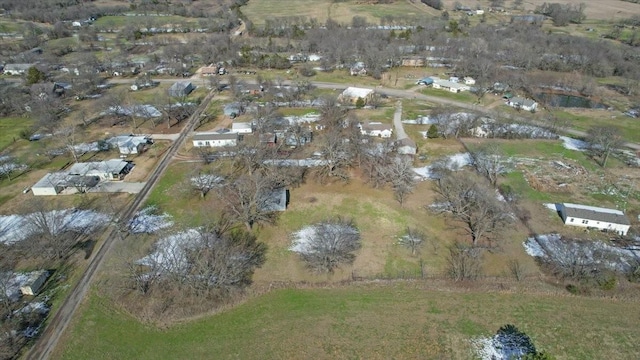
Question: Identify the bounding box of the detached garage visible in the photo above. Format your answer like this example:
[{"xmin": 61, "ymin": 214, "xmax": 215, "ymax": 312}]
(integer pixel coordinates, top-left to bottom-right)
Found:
[{"xmin": 31, "ymin": 172, "xmax": 68, "ymax": 196}]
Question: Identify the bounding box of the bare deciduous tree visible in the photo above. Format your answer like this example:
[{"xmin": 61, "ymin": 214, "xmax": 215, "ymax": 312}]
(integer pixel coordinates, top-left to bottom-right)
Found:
[
  {"xmin": 470, "ymin": 142, "xmax": 505, "ymax": 187},
  {"xmin": 447, "ymin": 242, "xmax": 482, "ymax": 281},
  {"xmin": 586, "ymin": 126, "xmax": 624, "ymax": 167},
  {"xmin": 291, "ymin": 218, "xmax": 361, "ymax": 273},
  {"xmin": 398, "ymin": 228, "xmax": 426, "ymax": 256},
  {"xmin": 190, "ymin": 170, "xmax": 224, "ymax": 198},
  {"xmin": 387, "ymin": 156, "xmax": 416, "ymax": 207},
  {"xmin": 216, "ymin": 173, "xmax": 281, "ymax": 230},
  {"xmin": 433, "ymin": 172, "xmax": 512, "ymax": 246}
]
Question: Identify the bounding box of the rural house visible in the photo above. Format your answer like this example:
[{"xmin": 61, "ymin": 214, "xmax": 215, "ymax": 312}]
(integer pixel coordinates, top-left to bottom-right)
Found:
[
  {"xmin": 68, "ymin": 159, "xmax": 133, "ymax": 181},
  {"xmin": 231, "ymin": 122, "xmax": 253, "ymax": 134},
  {"xmin": 431, "ymin": 78, "xmax": 470, "ymax": 93},
  {"xmin": 31, "ymin": 172, "xmax": 100, "ymax": 196},
  {"xmin": 168, "ymin": 81, "xmax": 195, "ymax": 97},
  {"xmin": 359, "ymin": 122, "xmax": 393, "ymax": 138},
  {"xmin": 507, "ymin": 97, "xmax": 538, "ymax": 112},
  {"xmin": 192, "ymin": 132, "xmax": 239, "ymax": 147},
  {"xmin": 107, "ymin": 135, "xmax": 152, "ymax": 155},
  {"xmin": 558, "ymin": 203, "xmax": 631, "ymax": 236},
  {"xmin": 349, "ymin": 62, "xmax": 367, "ymax": 76}
]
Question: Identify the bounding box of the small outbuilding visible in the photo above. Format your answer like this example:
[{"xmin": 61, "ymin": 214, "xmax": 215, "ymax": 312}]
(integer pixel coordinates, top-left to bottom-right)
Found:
[
  {"xmin": 168, "ymin": 81, "xmax": 195, "ymax": 97},
  {"xmin": 20, "ymin": 270, "xmax": 49, "ymax": 296},
  {"xmin": 559, "ymin": 203, "xmax": 631, "ymax": 236}
]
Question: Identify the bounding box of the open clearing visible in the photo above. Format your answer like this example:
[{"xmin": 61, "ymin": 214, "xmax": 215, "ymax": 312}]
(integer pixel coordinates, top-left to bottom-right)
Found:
[
  {"xmin": 56, "ymin": 283, "xmax": 640, "ymax": 359},
  {"xmin": 242, "ymin": 0, "xmax": 437, "ymax": 25}
]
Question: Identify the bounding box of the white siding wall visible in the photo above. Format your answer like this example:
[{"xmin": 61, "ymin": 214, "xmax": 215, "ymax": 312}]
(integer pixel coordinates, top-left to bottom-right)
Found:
[
  {"xmin": 563, "ymin": 216, "xmax": 630, "ymax": 235},
  {"xmin": 31, "ymin": 186, "xmax": 60, "ymax": 196}
]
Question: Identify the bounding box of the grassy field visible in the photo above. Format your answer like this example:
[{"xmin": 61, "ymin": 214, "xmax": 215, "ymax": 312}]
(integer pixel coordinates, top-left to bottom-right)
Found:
[
  {"xmin": 420, "ymin": 88, "xmax": 478, "ymax": 104},
  {"xmin": 553, "ymin": 109, "xmax": 640, "ymax": 143},
  {"xmin": 242, "ymin": 0, "xmax": 437, "ymax": 26},
  {"xmin": 0, "ymin": 117, "xmax": 32, "ymax": 151},
  {"xmin": 56, "ymin": 283, "xmax": 640, "ymax": 359}
]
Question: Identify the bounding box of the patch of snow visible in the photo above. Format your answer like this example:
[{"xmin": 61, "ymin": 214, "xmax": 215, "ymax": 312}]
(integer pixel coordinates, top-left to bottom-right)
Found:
[
  {"xmin": 283, "ymin": 113, "xmax": 321, "ymax": 125},
  {"xmin": 0, "ymin": 156, "xmax": 28, "ymax": 175},
  {"xmin": 413, "ymin": 153, "xmax": 472, "ymax": 180},
  {"xmin": 16, "ymin": 301, "xmax": 50, "ymax": 315},
  {"xmin": 137, "ymin": 229, "xmax": 202, "ymax": 274},
  {"xmin": 264, "ymin": 159, "xmax": 330, "ymax": 167},
  {"xmin": 472, "ymin": 335, "xmax": 533, "ymax": 360},
  {"xmin": 543, "ymin": 203, "xmax": 559, "ymax": 211},
  {"xmin": 0, "ymin": 209, "xmax": 110, "ymax": 245},
  {"xmin": 128, "ymin": 206, "xmax": 174, "ymax": 234},
  {"xmin": 559, "ymin": 136, "xmax": 588, "ymax": 151},
  {"xmin": 524, "ymin": 234, "xmax": 640, "ymax": 273},
  {"xmin": 290, "ymin": 223, "xmax": 359, "ymax": 255}
]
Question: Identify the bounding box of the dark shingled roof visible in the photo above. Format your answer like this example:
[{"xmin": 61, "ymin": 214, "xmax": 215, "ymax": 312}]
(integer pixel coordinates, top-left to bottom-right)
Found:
[
  {"xmin": 562, "ymin": 203, "xmax": 630, "ymax": 225},
  {"xmin": 193, "ymin": 132, "xmax": 238, "ymax": 141}
]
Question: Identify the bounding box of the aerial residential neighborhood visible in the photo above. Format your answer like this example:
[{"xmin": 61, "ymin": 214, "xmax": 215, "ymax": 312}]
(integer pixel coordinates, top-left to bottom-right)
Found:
[{"xmin": 1, "ymin": 0, "xmax": 640, "ymax": 359}]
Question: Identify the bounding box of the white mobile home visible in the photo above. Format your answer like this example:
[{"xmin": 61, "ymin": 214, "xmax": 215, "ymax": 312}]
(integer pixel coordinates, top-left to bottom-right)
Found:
[
  {"xmin": 559, "ymin": 203, "xmax": 631, "ymax": 236},
  {"xmin": 192, "ymin": 132, "xmax": 238, "ymax": 147}
]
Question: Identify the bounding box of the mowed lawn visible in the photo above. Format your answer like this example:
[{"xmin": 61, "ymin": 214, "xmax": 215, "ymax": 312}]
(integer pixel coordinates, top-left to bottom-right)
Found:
[
  {"xmin": 0, "ymin": 117, "xmax": 32, "ymax": 151},
  {"xmin": 57, "ymin": 284, "xmax": 640, "ymax": 359}
]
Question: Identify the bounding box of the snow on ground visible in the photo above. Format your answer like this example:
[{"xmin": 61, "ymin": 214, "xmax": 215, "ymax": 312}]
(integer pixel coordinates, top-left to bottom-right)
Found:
[
  {"xmin": 128, "ymin": 206, "xmax": 174, "ymax": 234},
  {"xmin": 413, "ymin": 153, "xmax": 472, "ymax": 180},
  {"xmin": 559, "ymin": 136, "xmax": 589, "ymax": 151},
  {"xmin": 283, "ymin": 113, "xmax": 320, "ymax": 125},
  {"xmin": 471, "ymin": 335, "xmax": 533, "ymax": 360},
  {"xmin": 543, "ymin": 203, "xmax": 560, "ymax": 211},
  {"xmin": 264, "ymin": 159, "xmax": 329, "ymax": 167},
  {"xmin": 0, "ymin": 156, "xmax": 28, "ymax": 175},
  {"xmin": 0, "ymin": 209, "xmax": 110, "ymax": 245},
  {"xmin": 17, "ymin": 301, "xmax": 50, "ymax": 315},
  {"xmin": 290, "ymin": 224, "xmax": 359, "ymax": 254},
  {"xmin": 523, "ymin": 234, "xmax": 640, "ymax": 273},
  {"xmin": 137, "ymin": 229, "xmax": 202, "ymax": 274}
]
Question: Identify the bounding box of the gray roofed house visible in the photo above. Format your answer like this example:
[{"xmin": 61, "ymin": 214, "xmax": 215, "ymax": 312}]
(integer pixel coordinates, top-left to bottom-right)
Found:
[
  {"xmin": 558, "ymin": 203, "xmax": 631, "ymax": 235},
  {"xmin": 507, "ymin": 97, "xmax": 538, "ymax": 112},
  {"xmin": 31, "ymin": 172, "xmax": 100, "ymax": 196},
  {"xmin": 192, "ymin": 132, "xmax": 238, "ymax": 147},
  {"xmin": 168, "ymin": 81, "xmax": 195, "ymax": 97},
  {"xmin": 67, "ymin": 159, "xmax": 133, "ymax": 181}
]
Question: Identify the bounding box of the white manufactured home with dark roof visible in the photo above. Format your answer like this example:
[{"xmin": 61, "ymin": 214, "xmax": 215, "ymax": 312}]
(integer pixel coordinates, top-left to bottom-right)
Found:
[{"xmin": 559, "ymin": 203, "xmax": 631, "ymax": 236}]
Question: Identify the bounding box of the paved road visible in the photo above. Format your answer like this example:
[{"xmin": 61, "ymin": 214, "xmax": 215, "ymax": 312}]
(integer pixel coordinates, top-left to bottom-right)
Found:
[
  {"xmin": 26, "ymin": 89, "xmax": 217, "ymax": 360},
  {"xmin": 393, "ymin": 101, "xmax": 408, "ymax": 140}
]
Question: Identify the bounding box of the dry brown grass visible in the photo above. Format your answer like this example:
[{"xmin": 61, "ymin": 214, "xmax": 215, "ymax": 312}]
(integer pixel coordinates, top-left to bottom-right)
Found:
[{"xmin": 441, "ymin": 0, "xmax": 640, "ymax": 20}]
